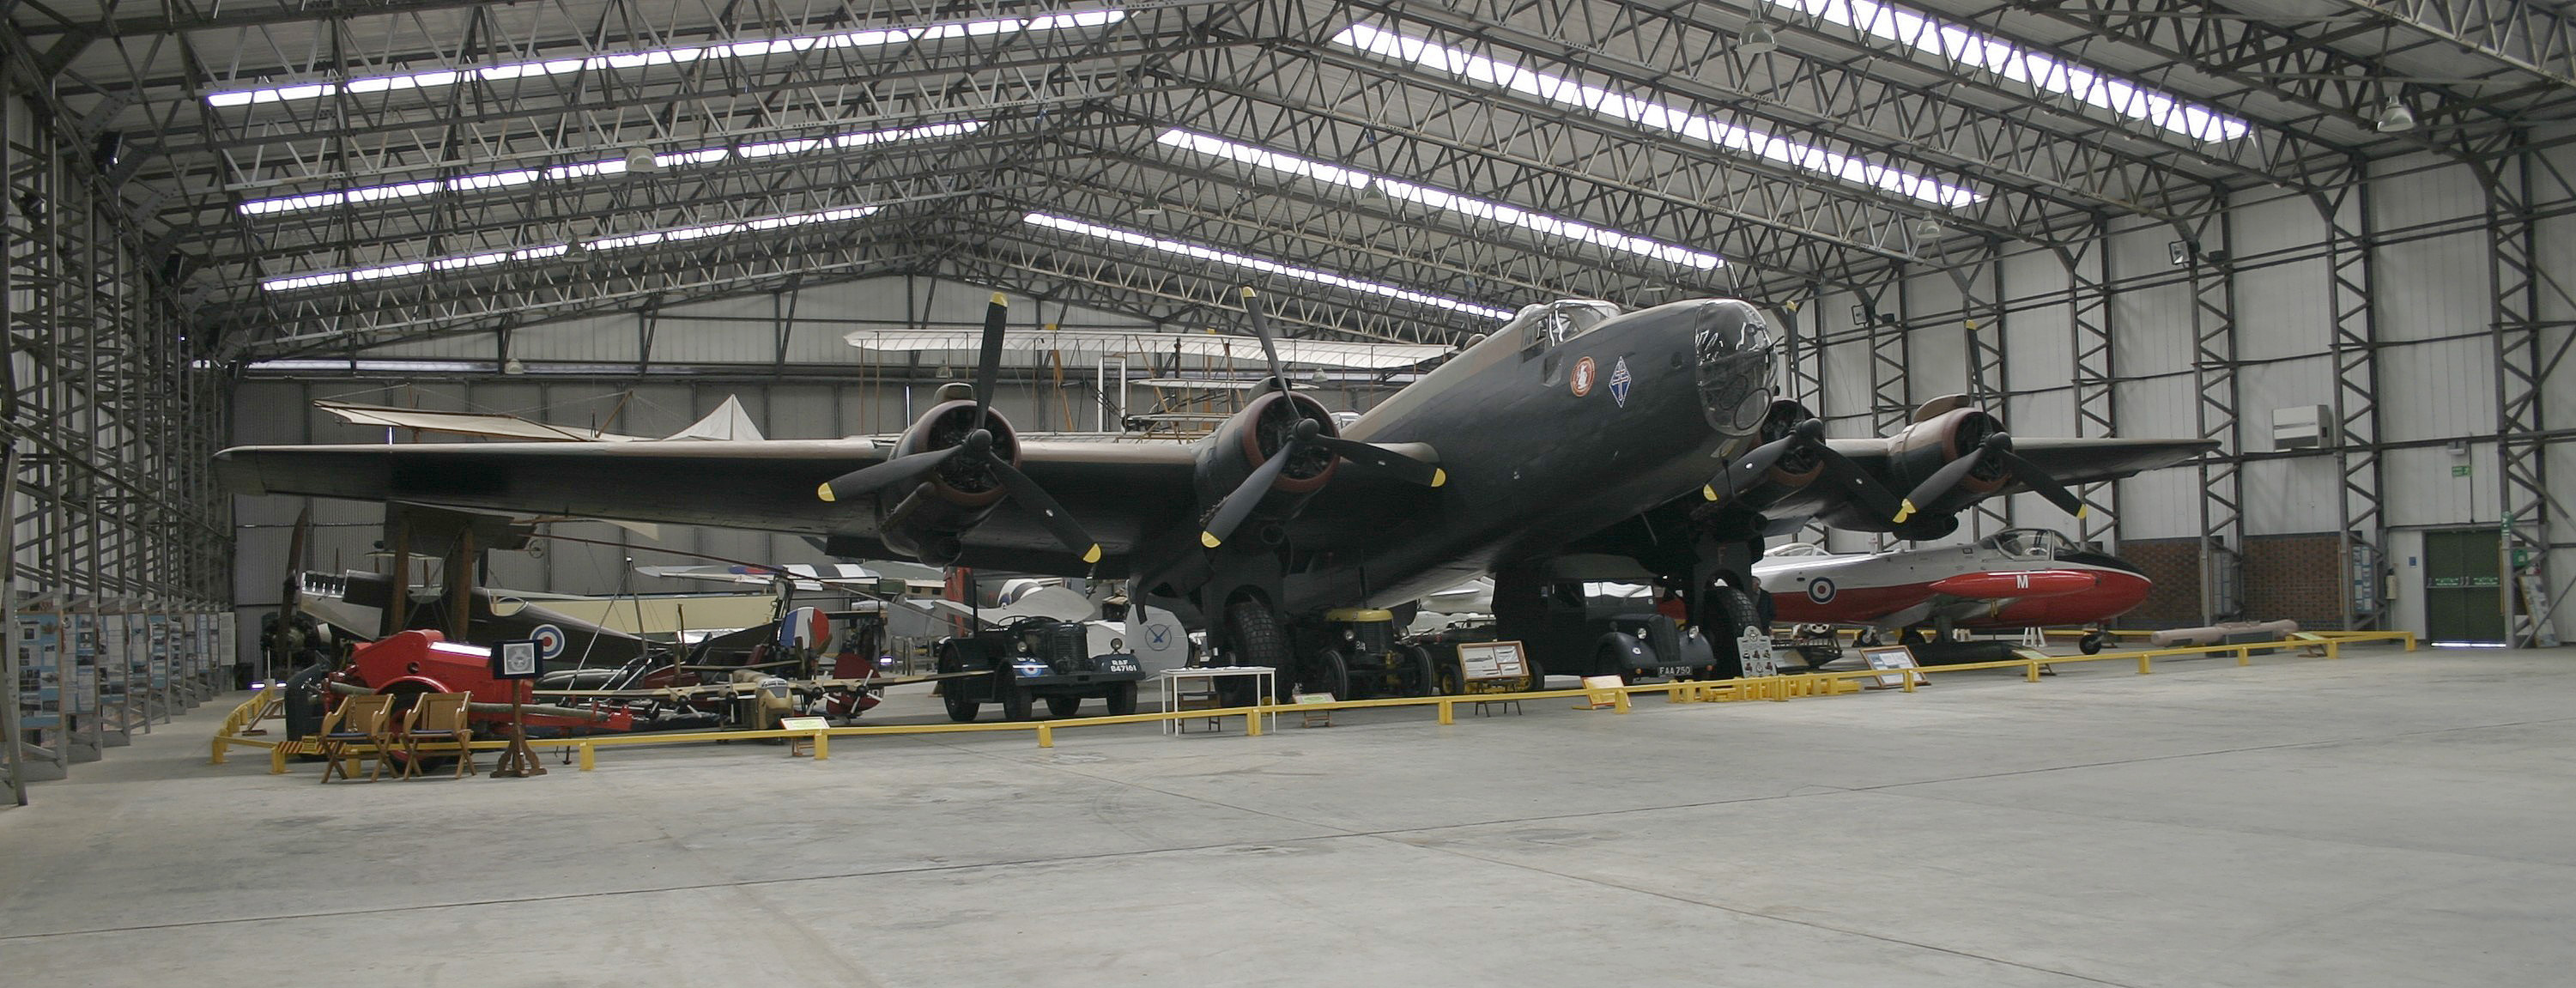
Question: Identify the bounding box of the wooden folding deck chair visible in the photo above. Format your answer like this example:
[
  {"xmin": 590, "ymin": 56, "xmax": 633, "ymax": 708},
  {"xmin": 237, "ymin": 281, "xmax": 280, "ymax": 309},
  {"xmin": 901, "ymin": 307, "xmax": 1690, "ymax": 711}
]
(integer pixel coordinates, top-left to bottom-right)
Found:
[
  {"xmin": 397, "ymin": 693, "xmax": 476, "ymax": 779},
  {"xmin": 316, "ymin": 694, "xmax": 394, "ymax": 783}
]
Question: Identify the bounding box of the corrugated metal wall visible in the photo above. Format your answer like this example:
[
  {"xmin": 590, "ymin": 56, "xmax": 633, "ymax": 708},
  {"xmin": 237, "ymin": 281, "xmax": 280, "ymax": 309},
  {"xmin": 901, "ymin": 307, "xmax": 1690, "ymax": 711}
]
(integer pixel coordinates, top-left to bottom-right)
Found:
[{"xmin": 1799, "ymin": 142, "xmax": 2574, "ymax": 639}]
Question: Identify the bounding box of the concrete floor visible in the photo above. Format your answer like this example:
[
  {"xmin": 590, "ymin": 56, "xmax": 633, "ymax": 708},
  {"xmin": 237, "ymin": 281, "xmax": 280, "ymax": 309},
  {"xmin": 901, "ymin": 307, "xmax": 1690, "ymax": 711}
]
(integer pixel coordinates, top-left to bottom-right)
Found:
[{"xmin": 3, "ymin": 643, "xmax": 2571, "ymax": 987}]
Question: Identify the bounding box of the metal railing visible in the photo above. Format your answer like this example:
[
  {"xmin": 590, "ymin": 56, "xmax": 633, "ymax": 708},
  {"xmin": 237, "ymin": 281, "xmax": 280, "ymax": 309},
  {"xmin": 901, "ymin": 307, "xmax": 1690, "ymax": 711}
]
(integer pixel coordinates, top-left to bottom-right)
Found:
[{"xmin": 209, "ymin": 631, "xmax": 2420, "ymax": 774}]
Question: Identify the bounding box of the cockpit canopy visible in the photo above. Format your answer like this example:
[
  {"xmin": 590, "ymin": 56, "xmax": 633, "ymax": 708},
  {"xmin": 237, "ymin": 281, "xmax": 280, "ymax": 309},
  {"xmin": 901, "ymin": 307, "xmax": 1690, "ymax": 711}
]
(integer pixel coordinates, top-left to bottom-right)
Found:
[
  {"xmin": 1979, "ymin": 528, "xmax": 2075, "ymax": 561},
  {"xmin": 1504, "ymin": 300, "xmax": 1622, "ymax": 352}
]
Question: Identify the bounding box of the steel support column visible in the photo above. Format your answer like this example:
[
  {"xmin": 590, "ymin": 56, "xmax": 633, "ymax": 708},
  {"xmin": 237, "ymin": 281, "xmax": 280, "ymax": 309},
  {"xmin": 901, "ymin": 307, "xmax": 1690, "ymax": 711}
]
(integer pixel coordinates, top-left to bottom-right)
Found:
[
  {"xmin": 2187, "ymin": 203, "xmax": 2245, "ymax": 623},
  {"xmin": 1944, "ymin": 245, "xmax": 2010, "ymax": 538},
  {"xmin": 1869, "ymin": 272, "xmax": 1912, "ymax": 551},
  {"xmin": 2318, "ymin": 162, "xmax": 2385, "ymax": 631},
  {"xmin": 2482, "ymin": 135, "xmax": 2567, "ymax": 647},
  {"xmin": 2060, "ymin": 221, "xmax": 2119, "ymax": 550}
]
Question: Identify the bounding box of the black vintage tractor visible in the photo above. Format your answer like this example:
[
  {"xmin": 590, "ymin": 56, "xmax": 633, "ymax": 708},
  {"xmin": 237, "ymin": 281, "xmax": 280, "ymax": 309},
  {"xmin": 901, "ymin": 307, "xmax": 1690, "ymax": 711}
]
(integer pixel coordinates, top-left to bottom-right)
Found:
[{"xmin": 1296, "ymin": 608, "xmax": 1441, "ymax": 700}]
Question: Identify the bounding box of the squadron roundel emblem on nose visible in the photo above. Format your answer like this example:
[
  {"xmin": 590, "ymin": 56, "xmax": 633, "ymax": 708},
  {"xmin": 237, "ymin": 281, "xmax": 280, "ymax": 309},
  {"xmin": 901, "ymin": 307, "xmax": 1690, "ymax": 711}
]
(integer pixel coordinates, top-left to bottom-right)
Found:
[
  {"xmin": 1807, "ymin": 579, "xmax": 1837, "ymax": 603},
  {"xmin": 1570, "ymin": 356, "xmax": 1597, "ymax": 397}
]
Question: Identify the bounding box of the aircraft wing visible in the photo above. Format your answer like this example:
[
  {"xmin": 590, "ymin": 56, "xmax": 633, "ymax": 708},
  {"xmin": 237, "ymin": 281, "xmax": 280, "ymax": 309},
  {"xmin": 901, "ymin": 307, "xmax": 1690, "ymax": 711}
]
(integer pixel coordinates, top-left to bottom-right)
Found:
[
  {"xmin": 215, "ymin": 438, "xmax": 1199, "ymax": 575},
  {"xmin": 1821, "ymin": 436, "xmax": 2214, "ymax": 487},
  {"xmin": 2002, "ymin": 438, "xmax": 2218, "ymax": 484}
]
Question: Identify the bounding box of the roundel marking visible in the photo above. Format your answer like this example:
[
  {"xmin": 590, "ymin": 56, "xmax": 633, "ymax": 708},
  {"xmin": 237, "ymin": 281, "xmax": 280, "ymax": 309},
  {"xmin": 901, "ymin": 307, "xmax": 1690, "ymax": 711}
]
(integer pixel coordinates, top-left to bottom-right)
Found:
[
  {"xmin": 1806, "ymin": 579, "xmax": 1837, "ymax": 604},
  {"xmin": 530, "ymin": 623, "xmax": 567, "ymax": 659},
  {"xmin": 1571, "ymin": 356, "xmax": 1597, "ymax": 397}
]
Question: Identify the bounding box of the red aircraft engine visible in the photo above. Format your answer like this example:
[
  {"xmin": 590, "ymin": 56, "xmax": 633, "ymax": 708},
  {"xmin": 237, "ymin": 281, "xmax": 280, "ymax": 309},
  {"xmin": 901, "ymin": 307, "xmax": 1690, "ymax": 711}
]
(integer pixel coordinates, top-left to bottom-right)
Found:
[{"xmin": 1886, "ymin": 405, "xmax": 2013, "ymax": 506}]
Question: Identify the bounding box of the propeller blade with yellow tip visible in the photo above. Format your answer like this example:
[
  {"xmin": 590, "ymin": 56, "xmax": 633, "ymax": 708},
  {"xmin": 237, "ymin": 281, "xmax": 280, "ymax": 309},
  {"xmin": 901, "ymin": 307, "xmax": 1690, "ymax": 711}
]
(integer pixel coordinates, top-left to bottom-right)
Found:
[
  {"xmin": 1199, "ymin": 434, "xmax": 1301, "ymax": 550},
  {"xmin": 815, "ymin": 445, "xmax": 961, "ymax": 503},
  {"xmin": 987, "ymin": 458, "xmax": 1107, "ymax": 567}
]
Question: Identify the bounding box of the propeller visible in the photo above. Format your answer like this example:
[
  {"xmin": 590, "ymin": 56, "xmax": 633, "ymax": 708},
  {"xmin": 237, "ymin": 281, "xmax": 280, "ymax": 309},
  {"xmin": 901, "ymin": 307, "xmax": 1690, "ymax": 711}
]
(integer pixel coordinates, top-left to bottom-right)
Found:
[
  {"xmin": 1197, "ymin": 289, "xmax": 1446, "ymax": 549},
  {"xmin": 1239, "ymin": 286, "xmax": 1289, "ymax": 394},
  {"xmin": 1892, "ymin": 431, "xmax": 2086, "ymax": 524},
  {"xmin": 1704, "ymin": 417, "xmax": 1904, "ymax": 521},
  {"xmin": 814, "ymin": 294, "xmax": 1104, "ymax": 565}
]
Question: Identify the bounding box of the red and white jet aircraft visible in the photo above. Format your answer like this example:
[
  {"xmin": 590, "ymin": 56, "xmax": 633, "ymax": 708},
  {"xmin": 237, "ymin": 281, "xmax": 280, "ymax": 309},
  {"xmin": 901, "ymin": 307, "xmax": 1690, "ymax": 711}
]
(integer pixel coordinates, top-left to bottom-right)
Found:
[{"xmin": 1752, "ymin": 529, "xmax": 2152, "ymax": 653}]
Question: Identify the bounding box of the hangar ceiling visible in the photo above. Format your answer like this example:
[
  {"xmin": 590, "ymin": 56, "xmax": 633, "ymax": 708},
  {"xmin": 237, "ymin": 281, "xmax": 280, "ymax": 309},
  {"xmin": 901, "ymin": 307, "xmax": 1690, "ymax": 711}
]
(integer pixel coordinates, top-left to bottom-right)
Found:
[{"xmin": 9, "ymin": 0, "xmax": 2576, "ymax": 360}]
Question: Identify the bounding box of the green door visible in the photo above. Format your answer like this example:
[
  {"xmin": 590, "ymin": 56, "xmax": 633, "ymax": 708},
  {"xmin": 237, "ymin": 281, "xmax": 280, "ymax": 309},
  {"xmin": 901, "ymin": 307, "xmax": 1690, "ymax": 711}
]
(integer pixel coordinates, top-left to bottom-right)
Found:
[{"xmin": 2422, "ymin": 529, "xmax": 2506, "ymax": 642}]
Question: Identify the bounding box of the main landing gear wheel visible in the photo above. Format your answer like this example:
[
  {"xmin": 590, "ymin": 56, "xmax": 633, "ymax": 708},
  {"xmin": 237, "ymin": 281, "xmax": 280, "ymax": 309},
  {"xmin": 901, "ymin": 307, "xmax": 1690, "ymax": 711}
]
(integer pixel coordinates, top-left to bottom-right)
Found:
[
  {"xmin": 1046, "ymin": 694, "xmax": 1082, "ymax": 718},
  {"xmin": 1105, "ymin": 682, "xmax": 1139, "ymax": 717},
  {"xmin": 2078, "ymin": 631, "xmax": 2108, "ymax": 655},
  {"xmin": 1222, "ymin": 600, "xmax": 1291, "ymax": 704},
  {"xmin": 1706, "ymin": 586, "xmax": 1759, "ymax": 680}
]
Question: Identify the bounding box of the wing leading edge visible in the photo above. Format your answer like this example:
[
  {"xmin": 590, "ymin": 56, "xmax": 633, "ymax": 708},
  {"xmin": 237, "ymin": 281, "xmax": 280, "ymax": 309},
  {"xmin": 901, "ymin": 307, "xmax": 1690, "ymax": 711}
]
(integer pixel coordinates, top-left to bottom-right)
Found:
[{"xmin": 215, "ymin": 439, "xmax": 1200, "ymax": 570}]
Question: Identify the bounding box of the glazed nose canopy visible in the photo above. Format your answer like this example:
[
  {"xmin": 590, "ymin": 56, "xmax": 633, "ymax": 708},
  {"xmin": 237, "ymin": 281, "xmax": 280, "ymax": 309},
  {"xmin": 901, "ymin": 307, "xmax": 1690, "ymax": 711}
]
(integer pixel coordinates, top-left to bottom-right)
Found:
[{"xmin": 1694, "ymin": 300, "xmax": 1774, "ymax": 436}]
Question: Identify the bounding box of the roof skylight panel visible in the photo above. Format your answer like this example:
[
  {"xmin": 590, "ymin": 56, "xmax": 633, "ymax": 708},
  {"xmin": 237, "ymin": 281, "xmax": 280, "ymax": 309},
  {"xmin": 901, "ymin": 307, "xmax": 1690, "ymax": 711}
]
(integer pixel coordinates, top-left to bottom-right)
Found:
[
  {"xmin": 238, "ymin": 121, "xmax": 982, "ymax": 216},
  {"xmin": 1779, "ymin": 0, "xmax": 2247, "ymax": 142},
  {"xmin": 1155, "ymin": 130, "xmax": 1723, "ymax": 270},
  {"xmin": 260, "ymin": 205, "xmax": 879, "ymax": 292},
  {"xmin": 1021, "ymin": 213, "xmax": 1516, "ymax": 319},
  {"xmin": 206, "ymin": 9, "xmax": 1126, "ymax": 107},
  {"xmin": 1330, "ymin": 22, "xmax": 1982, "ymax": 209}
]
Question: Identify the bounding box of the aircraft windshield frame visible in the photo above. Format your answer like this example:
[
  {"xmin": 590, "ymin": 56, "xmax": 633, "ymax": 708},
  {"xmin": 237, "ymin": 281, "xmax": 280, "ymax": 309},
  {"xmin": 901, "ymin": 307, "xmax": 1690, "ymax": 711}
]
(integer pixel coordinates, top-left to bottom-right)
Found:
[
  {"xmin": 1506, "ymin": 300, "xmax": 1622, "ymax": 351},
  {"xmin": 1979, "ymin": 528, "xmax": 2067, "ymax": 560}
]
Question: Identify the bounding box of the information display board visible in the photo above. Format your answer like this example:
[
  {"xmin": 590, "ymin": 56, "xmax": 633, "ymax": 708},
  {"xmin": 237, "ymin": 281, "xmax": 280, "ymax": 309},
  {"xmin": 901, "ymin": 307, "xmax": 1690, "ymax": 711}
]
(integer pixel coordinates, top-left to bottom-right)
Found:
[
  {"xmin": 1457, "ymin": 640, "xmax": 1530, "ymax": 682},
  {"xmin": 147, "ymin": 615, "xmax": 171, "ymax": 694},
  {"xmin": 121, "ymin": 615, "xmax": 155, "ymax": 721},
  {"xmin": 1738, "ymin": 631, "xmax": 1779, "ymax": 678},
  {"xmin": 68, "ymin": 615, "xmax": 97, "ymax": 719},
  {"xmin": 15, "ymin": 615, "xmax": 60, "ymax": 729},
  {"xmin": 1861, "ymin": 646, "xmax": 1923, "ymax": 688}
]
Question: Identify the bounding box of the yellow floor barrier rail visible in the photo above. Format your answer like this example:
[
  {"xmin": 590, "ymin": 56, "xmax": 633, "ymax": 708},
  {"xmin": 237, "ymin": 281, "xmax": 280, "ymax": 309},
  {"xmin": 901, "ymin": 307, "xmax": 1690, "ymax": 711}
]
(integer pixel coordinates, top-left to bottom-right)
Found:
[
  {"xmin": 210, "ymin": 634, "xmax": 2423, "ymax": 774},
  {"xmin": 208, "ymin": 685, "xmax": 283, "ymax": 767}
]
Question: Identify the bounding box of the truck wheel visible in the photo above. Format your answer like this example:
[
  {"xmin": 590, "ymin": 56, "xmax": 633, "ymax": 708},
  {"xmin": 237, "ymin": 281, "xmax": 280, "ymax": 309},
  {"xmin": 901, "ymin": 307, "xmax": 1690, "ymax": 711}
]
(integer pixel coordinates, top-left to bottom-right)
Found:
[
  {"xmin": 1046, "ymin": 694, "xmax": 1082, "ymax": 718},
  {"xmin": 1402, "ymin": 645, "xmax": 1440, "ymax": 696},
  {"xmin": 1597, "ymin": 644, "xmax": 1637, "ymax": 684},
  {"xmin": 998, "ymin": 676, "xmax": 1034, "ymax": 721},
  {"xmin": 1524, "ymin": 655, "xmax": 1546, "ymax": 692},
  {"xmin": 1436, "ymin": 661, "xmax": 1464, "ymax": 696},
  {"xmin": 1105, "ymin": 682, "xmax": 1138, "ymax": 716},
  {"xmin": 1313, "ymin": 648, "xmax": 1352, "ymax": 700},
  {"xmin": 942, "ymin": 688, "xmax": 980, "ymax": 723}
]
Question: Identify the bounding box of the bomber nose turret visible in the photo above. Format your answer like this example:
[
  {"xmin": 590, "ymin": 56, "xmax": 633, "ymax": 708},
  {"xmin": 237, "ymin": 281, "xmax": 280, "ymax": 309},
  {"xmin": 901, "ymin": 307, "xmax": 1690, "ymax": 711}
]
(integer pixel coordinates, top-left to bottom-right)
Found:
[{"xmin": 1693, "ymin": 300, "xmax": 1775, "ymax": 436}]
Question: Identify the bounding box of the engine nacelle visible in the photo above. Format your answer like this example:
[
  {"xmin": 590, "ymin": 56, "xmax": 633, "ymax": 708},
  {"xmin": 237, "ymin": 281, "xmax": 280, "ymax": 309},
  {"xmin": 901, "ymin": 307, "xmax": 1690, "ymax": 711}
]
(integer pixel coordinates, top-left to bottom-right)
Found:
[
  {"xmin": 876, "ymin": 397, "xmax": 1022, "ymax": 565},
  {"xmin": 1885, "ymin": 405, "xmax": 2010, "ymax": 508},
  {"xmin": 1718, "ymin": 400, "xmax": 1827, "ymax": 512},
  {"xmin": 1193, "ymin": 391, "xmax": 1341, "ymax": 544}
]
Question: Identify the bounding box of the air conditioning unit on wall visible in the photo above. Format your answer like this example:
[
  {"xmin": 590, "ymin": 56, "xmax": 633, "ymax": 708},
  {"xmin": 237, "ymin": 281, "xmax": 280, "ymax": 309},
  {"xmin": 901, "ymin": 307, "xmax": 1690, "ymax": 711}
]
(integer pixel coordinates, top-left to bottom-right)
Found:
[{"xmin": 2271, "ymin": 405, "xmax": 2334, "ymax": 450}]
